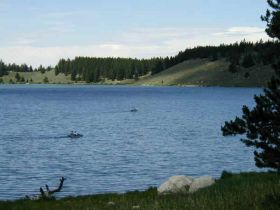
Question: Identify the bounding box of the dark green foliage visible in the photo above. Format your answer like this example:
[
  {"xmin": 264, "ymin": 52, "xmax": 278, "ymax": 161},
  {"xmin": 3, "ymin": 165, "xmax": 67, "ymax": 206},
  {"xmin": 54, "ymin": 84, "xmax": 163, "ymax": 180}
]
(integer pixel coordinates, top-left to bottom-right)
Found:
[
  {"xmin": 20, "ymin": 77, "xmax": 25, "ymax": 83},
  {"xmin": 0, "ymin": 60, "xmax": 8, "ymax": 77},
  {"xmin": 134, "ymin": 69, "xmax": 139, "ymax": 81},
  {"xmin": 244, "ymin": 72, "xmax": 250, "ymax": 78},
  {"xmin": 0, "ymin": 61, "xmax": 50, "ymax": 73},
  {"xmin": 71, "ymin": 69, "xmax": 77, "ymax": 81},
  {"xmin": 261, "ymin": 0, "xmax": 280, "ymax": 39},
  {"xmin": 222, "ymin": 61, "xmax": 280, "ymax": 170},
  {"xmin": 38, "ymin": 65, "xmax": 45, "ymax": 74},
  {"xmin": 151, "ymin": 59, "xmax": 164, "ymax": 75},
  {"xmin": 211, "ymin": 53, "xmax": 218, "ymax": 61},
  {"xmin": 53, "ymin": 40, "xmax": 280, "ymax": 81},
  {"xmin": 0, "ymin": 78, "xmax": 3, "ymax": 83},
  {"xmin": 15, "ymin": 73, "xmax": 20, "ymax": 82},
  {"xmin": 55, "ymin": 57, "xmax": 162, "ymax": 82},
  {"xmin": 9, "ymin": 79, "xmax": 14, "ymax": 84},
  {"xmin": 43, "ymin": 77, "xmax": 49, "ymax": 83},
  {"xmin": 228, "ymin": 63, "xmax": 238, "ymax": 73},
  {"xmin": 220, "ymin": 171, "xmax": 234, "ymax": 179},
  {"xmin": 222, "ymin": 0, "xmax": 280, "ymax": 171},
  {"xmin": 242, "ymin": 54, "xmax": 255, "ymax": 68}
]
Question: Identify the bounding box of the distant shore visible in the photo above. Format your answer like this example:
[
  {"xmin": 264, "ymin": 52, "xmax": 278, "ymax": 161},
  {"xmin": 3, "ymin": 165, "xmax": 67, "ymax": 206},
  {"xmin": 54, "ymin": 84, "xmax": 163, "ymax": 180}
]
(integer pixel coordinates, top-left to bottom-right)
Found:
[{"xmin": 0, "ymin": 58, "xmax": 274, "ymax": 88}]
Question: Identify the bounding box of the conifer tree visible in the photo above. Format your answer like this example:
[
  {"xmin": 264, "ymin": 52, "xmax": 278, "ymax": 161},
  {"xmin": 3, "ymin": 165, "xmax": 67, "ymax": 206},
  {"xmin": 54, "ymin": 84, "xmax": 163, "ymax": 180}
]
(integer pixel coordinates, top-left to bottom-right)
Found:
[{"xmin": 222, "ymin": 0, "xmax": 280, "ymax": 171}]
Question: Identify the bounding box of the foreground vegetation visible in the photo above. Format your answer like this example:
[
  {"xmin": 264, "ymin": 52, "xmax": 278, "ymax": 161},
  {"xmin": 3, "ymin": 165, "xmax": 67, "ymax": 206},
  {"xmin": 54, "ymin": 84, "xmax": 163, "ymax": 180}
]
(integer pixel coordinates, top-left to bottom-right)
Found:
[{"xmin": 0, "ymin": 172, "xmax": 279, "ymax": 210}]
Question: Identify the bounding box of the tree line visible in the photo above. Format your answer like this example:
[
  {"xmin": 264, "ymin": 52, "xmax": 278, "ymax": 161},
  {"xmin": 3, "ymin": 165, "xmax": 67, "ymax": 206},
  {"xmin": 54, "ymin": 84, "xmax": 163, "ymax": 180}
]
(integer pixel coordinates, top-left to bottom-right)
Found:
[
  {"xmin": 0, "ymin": 61, "xmax": 52, "ymax": 77},
  {"xmin": 54, "ymin": 40, "xmax": 280, "ymax": 82},
  {"xmin": 54, "ymin": 57, "xmax": 163, "ymax": 82},
  {"xmin": 1, "ymin": 40, "xmax": 279, "ymax": 82}
]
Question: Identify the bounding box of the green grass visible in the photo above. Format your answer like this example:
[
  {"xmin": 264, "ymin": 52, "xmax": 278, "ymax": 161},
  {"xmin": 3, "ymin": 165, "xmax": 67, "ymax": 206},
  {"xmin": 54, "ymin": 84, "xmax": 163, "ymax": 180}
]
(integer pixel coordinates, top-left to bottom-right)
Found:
[
  {"xmin": 0, "ymin": 70, "xmax": 73, "ymax": 84},
  {"xmin": 0, "ymin": 59, "xmax": 275, "ymax": 87},
  {"xmin": 0, "ymin": 172, "xmax": 279, "ymax": 210},
  {"xmin": 133, "ymin": 59, "xmax": 275, "ymax": 87}
]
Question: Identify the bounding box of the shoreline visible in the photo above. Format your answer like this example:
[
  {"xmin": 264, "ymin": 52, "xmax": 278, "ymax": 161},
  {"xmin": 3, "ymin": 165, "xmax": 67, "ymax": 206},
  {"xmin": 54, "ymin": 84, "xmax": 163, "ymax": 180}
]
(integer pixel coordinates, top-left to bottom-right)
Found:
[
  {"xmin": 0, "ymin": 82, "xmax": 266, "ymax": 88},
  {"xmin": 0, "ymin": 172, "xmax": 278, "ymax": 210}
]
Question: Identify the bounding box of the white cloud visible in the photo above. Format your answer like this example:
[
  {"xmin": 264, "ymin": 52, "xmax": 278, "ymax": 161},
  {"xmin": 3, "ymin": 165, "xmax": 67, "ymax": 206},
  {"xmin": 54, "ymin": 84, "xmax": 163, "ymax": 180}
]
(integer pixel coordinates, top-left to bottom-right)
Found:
[
  {"xmin": 44, "ymin": 21, "xmax": 76, "ymax": 33},
  {"xmin": 13, "ymin": 38, "xmax": 37, "ymax": 46},
  {"xmin": 213, "ymin": 26, "xmax": 265, "ymax": 36},
  {"xmin": 0, "ymin": 26, "xmax": 270, "ymax": 67}
]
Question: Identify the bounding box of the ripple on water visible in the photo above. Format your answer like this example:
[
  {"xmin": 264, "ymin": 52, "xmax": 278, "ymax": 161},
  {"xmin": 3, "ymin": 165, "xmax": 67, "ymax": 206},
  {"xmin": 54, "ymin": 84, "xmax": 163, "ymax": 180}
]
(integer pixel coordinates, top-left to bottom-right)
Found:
[{"xmin": 0, "ymin": 85, "xmax": 263, "ymax": 200}]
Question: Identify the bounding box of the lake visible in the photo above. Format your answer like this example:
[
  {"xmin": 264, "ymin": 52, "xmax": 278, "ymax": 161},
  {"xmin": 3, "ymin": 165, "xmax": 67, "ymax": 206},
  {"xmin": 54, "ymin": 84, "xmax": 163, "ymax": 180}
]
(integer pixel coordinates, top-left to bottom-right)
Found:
[{"xmin": 0, "ymin": 85, "xmax": 263, "ymax": 200}]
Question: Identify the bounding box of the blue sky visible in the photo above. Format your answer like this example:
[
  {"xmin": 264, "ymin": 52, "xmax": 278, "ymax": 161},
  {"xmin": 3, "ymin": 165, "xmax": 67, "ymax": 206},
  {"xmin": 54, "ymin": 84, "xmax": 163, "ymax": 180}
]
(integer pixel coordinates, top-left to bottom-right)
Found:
[{"xmin": 0, "ymin": 0, "xmax": 270, "ymax": 67}]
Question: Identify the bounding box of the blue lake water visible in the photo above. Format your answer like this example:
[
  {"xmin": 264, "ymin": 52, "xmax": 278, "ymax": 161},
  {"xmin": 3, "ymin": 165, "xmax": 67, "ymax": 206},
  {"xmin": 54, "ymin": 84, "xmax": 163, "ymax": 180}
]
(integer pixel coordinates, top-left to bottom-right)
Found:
[{"xmin": 0, "ymin": 85, "xmax": 263, "ymax": 200}]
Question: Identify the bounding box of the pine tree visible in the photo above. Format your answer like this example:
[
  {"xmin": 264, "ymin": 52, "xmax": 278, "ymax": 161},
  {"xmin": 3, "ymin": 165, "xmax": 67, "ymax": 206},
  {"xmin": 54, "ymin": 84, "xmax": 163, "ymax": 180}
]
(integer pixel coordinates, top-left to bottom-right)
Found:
[
  {"xmin": 242, "ymin": 54, "xmax": 255, "ymax": 68},
  {"xmin": 261, "ymin": 0, "xmax": 280, "ymax": 39},
  {"xmin": 43, "ymin": 77, "xmax": 49, "ymax": 83},
  {"xmin": 221, "ymin": 0, "xmax": 280, "ymax": 171},
  {"xmin": 15, "ymin": 73, "xmax": 20, "ymax": 82}
]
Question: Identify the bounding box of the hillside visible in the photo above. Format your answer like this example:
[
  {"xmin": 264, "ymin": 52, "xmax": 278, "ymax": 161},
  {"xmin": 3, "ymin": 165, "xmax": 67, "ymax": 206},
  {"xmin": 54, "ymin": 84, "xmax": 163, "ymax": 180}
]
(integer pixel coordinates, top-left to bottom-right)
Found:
[
  {"xmin": 0, "ymin": 59, "xmax": 275, "ymax": 87},
  {"xmin": 132, "ymin": 59, "xmax": 275, "ymax": 87},
  {"xmin": 1, "ymin": 69, "xmax": 72, "ymax": 84}
]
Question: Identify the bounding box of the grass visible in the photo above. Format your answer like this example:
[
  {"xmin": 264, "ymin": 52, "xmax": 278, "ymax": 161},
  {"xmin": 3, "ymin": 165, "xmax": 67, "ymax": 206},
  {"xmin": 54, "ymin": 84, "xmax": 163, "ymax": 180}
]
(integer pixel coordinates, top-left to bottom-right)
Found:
[
  {"xmin": 0, "ymin": 172, "xmax": 279, "ymax": 210},
  {"xmin": 133, "ymin": 59, "xmax": 275, "ymax": 87},
  {"xmin": 0, "ymin": 58, "xmax": 275, "ymax": 87},
  {"xmin": 0, "ymin": 70, "xmax": 73, "ymax": 84}
]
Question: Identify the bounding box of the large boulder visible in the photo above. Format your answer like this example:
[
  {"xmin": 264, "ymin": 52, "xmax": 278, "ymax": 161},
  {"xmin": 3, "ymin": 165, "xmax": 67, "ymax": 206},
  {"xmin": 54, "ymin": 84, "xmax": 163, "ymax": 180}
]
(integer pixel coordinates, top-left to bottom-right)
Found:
[
  {"xmin": 189, "ymin": 176, "xmax": 215, "ymax": 193},
  {"xmin": 157, "ymin": 175, "xmax": 193, "ymax": 195}
]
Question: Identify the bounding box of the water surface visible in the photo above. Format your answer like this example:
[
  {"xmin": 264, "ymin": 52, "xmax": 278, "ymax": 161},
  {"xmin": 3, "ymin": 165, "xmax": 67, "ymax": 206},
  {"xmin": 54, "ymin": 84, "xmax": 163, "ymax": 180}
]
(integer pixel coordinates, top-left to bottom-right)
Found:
[{"xmin": 0, "ymin": 85, "xmax": 262, "ymax": 200}]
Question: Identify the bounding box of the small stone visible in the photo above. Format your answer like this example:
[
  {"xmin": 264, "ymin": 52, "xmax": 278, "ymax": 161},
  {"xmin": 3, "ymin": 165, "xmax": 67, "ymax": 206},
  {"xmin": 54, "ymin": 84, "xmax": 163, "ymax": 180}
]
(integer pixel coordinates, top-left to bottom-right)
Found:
[{"xmin": 107, "ymin": 201, "xmax": 115, "ymax": 206}]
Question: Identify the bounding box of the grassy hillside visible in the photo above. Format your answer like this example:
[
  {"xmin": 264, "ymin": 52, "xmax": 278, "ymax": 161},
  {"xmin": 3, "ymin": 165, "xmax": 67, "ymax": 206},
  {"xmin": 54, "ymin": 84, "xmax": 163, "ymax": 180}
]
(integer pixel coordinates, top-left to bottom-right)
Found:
[
  {"xmin": 133, "ymin": 59, "xmax": 275, "ymax": 87},
  {"xmin": 1, "ymin": 70, "xmax": 73, "ymax": 84},
  {"xmin": 0, "ymin": 59, "xmax": 275, "ymax": 87},
  {"xmin": 0, "ymin": 172, "xmax": 279, "ymax": 210}
]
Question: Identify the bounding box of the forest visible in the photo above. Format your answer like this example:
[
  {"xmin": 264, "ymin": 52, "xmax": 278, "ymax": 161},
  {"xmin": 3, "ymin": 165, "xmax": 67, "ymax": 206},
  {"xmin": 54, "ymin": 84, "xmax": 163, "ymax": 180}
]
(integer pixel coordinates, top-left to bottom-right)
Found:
[{"xmin": 1, "ymin": 40, "xmax": 279, "ymax": 83}]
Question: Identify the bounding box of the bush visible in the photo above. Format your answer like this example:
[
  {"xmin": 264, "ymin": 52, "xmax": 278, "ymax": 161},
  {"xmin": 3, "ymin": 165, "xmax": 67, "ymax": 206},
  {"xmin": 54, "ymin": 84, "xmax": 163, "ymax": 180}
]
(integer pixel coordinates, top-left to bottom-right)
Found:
[
  {"xmin": 242, "ymin": 54, "xmax": 255, "ymax": 68},
  {"xmin": 43, "ymin": 77, "xmax": 49, "ymax": 83},
  {"xmin": 220, "ymin": 171, "xmax": 234, "ymax": 179},
  {"xmin": 228, "ymin": 63, "xmax": 238, "ymax": 73}
]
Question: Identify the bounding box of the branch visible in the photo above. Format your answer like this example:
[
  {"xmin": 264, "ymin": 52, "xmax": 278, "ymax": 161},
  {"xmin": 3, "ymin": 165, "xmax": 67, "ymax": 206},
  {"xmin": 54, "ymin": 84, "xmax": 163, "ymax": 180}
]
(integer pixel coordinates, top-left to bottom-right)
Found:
[{"xmin": 48, "ymin": 177, "xmax": 66, "ymax": 194}]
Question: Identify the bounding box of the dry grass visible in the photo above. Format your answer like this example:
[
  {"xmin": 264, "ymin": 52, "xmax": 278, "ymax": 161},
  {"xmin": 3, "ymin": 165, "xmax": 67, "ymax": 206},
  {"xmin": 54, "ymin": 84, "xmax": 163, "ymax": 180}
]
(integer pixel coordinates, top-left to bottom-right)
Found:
[{"xmin": 133, "ymin": 59, "xmax": 275, "ymax": 87}]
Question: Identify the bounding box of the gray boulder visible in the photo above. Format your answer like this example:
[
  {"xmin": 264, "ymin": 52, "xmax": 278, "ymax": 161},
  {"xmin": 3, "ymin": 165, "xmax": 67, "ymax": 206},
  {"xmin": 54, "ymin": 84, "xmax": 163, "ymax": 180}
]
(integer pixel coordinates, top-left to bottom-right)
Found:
[
  {"xmin": 157, "ymin": 175, "xmax": 193, "ymax": 194},
  {"xmin": 189, "ymin": 176, "xmax": 215, "ymax": 193}
]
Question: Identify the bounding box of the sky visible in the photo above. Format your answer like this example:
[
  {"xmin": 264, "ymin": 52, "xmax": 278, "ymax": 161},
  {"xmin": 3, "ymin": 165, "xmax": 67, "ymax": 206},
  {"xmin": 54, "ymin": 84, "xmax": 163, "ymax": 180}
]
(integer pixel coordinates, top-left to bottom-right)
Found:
[{"xmin": 0, "ymin": 0, "xmax": 271, "ymax": 67}]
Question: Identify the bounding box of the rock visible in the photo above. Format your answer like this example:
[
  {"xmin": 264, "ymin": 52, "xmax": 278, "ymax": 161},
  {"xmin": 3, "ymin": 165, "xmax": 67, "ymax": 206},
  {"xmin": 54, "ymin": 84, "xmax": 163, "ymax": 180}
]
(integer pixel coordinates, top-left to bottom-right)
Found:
[
  {"xmin": 157, "ymin": 175, "xmax": 193, "ymax": 194},
  {"xmin": 107, "ymin": 201, "xmax": 115, "ymax": 206},
  {"xmin": 132, "ymin": 205, "xmax": 140, "ymax": 209},
  {"xmin": 189, "ymin": 176, "xmax": 215, "ymax": 193}
]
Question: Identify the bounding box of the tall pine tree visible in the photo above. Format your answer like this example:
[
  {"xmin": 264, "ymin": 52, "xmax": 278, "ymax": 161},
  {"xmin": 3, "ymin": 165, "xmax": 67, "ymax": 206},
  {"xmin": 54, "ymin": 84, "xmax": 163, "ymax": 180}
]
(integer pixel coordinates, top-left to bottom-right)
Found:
[{"xmin": 222, "ymin": 0, "xmax": 280, "ymax": 171}]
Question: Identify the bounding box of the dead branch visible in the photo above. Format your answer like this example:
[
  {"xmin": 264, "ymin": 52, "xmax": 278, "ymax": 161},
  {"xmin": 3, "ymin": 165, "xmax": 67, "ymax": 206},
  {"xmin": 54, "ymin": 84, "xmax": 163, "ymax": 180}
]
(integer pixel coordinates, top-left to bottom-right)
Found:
[{"xmin": 26, "ymin": 177, "xmax": 66, "ymax": 200}]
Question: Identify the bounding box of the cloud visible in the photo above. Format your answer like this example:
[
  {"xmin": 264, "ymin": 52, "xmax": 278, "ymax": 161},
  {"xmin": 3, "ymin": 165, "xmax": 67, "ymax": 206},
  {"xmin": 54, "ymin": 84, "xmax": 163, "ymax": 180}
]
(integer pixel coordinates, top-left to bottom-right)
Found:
[
  {"xmin": 213, "ymin": 26, "xmax": 265, "ymax": 36},
  {"xmin": 0, "ymin": 26, "xmax": 270, "ymax": 67},
  {"xmin": 44, "ymin": 21, "xmax": 76, "ymax": 33},
  {"xmin": 12, "ymin": 38, "xmax": 37, "ymax": 46},
  {"xmin": 42, "ymin": 11, "xmax": 80, "ymax": 18}
]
